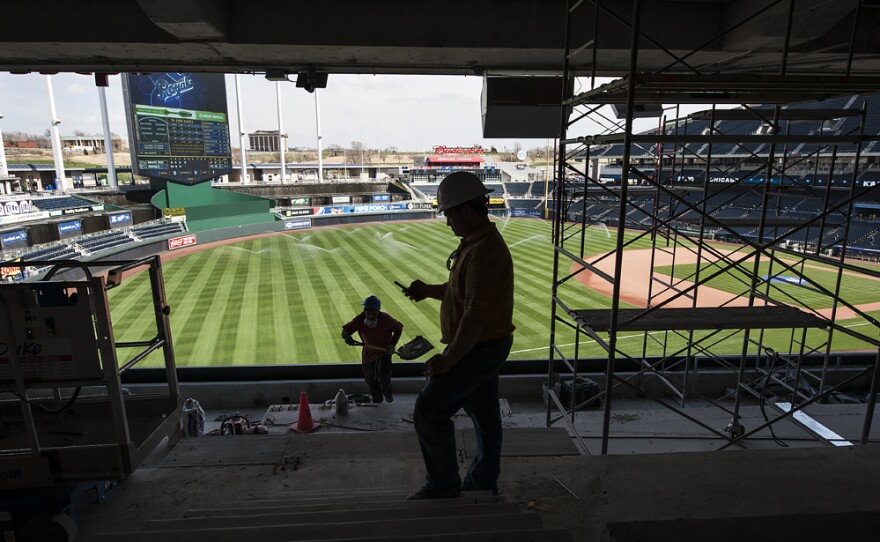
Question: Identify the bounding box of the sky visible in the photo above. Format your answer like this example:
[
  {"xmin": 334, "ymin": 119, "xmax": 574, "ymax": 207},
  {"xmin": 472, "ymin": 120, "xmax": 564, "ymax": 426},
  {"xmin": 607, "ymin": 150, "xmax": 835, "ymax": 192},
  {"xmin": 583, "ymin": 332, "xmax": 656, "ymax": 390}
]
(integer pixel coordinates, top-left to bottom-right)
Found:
[
  {"xmin": 0, "ymin": 72, "xmax": 706, "ymax": 154},
  {"xmin": 0, "ymin": 72, "xmax": 543, "ymax": 153}
]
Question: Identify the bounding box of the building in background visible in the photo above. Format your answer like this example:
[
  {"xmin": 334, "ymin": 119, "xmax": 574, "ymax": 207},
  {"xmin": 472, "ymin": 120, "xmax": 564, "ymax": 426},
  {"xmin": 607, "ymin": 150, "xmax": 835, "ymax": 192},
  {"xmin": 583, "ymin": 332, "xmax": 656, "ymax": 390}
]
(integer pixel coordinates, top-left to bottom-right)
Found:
[{"xmin": 248, "ymin": 130, "xmax": 286, "ymax": 152}]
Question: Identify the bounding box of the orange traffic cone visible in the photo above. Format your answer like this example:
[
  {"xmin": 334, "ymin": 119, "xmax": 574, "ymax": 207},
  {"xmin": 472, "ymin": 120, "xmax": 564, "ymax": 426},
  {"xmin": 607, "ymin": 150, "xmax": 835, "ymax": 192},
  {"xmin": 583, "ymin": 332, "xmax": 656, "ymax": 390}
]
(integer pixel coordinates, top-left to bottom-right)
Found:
[{"xmin": 290, "ymin": 391, "xmax": 320, "ymax": 433}]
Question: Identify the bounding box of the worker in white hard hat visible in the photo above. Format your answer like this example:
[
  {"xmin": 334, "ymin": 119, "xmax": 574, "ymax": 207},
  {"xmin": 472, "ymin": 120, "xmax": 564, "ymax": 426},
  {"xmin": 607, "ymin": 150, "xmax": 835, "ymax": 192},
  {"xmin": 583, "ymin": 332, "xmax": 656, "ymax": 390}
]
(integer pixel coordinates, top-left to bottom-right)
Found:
[
  {"xmin": 403, "ymin": 171, "xmax": 515, "ymax": 500},
  {"xmin": 342, "ymin": 295, "xmax": 403, "ymax": 403}
]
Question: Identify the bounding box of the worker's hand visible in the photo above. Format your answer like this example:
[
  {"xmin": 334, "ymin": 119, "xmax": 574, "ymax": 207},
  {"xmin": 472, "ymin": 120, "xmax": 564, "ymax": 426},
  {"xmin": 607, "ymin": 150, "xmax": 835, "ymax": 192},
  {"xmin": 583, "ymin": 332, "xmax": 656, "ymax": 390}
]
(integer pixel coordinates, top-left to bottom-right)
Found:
[
  {"xmin": 406, "ymin": 280, "xmax": 428, "ymax": 302},
  {"xmin": 423, "ymin": 353, "xmax": 452, "ymax": 379},
  {"xmin": 386, "ymin": 344, "xmax": 397, "ymax": 355},
  {"xmin": 341, "ymin": 331, "xmax": 356, "ymax": 346}
]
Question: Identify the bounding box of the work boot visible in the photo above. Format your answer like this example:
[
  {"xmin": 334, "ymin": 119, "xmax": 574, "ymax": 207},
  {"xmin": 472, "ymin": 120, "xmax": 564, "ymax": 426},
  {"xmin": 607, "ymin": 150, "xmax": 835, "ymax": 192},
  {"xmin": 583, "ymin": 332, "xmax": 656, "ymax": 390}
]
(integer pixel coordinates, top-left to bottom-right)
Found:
[
  {"xmin": 371, "ymin": 395, "xmax": 383, "ymax": 404},
  {"xmin": 384, "ymin": 392, "xmax": 394, "ymax": 403},
  {"xmin": 406, "ymin": 485, "xmax": 461, "ymax": 501}
]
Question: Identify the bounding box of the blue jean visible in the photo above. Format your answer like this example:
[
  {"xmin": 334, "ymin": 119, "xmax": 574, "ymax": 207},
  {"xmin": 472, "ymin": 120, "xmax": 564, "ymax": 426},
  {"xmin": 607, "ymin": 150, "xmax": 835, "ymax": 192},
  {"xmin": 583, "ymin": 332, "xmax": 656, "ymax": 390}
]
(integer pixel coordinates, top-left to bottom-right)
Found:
[
  {"xmin": 413, "ymin": 335, "xmax": 513, "ymax": 492},
  {"xmin": 362, "ymin": 354, "xmax": 392, "ymax": 399}
]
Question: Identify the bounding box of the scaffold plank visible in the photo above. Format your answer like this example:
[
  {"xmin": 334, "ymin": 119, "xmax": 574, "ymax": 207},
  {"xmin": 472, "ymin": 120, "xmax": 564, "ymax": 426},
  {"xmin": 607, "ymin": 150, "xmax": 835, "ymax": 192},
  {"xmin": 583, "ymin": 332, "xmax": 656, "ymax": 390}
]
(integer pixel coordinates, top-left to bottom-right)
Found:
[{"xmin": 572, "ymin": 307, "xmax": 827, "ymax": 332}]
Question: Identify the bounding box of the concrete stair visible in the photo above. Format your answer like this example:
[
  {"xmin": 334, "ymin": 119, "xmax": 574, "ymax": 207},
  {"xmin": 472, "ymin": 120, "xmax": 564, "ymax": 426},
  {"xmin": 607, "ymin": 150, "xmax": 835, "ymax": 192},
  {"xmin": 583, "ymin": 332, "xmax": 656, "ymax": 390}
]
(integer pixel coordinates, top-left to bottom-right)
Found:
[{"xmin": 87, "ymin": 488, "xmax": 573, "ymax": 542}]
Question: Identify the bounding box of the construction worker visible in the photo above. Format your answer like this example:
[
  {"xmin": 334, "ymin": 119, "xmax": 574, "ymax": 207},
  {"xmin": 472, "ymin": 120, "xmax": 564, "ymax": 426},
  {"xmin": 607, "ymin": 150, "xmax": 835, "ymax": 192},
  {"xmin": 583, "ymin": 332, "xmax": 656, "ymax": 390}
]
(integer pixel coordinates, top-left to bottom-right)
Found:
[
  {"xmin": 341, "ymin": 295, "xmax": 403, "ymax": 403},
  {"xmin": 403, "ymin": 171, "xmax": 515, "ymax": 500}
]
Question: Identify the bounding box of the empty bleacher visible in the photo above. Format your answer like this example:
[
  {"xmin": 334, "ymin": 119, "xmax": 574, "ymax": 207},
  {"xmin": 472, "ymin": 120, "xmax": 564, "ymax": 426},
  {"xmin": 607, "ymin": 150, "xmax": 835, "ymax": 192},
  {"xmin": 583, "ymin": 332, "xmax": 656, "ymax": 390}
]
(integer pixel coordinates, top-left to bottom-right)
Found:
[
  {"xmin": 507, "ymin": 199, "xmax": 544, "ymax": 210},
  {"xmin": 77, "ymin": 231, "xmax": 133, "ymax": 254},
  {"xmin": 133, "ymin": 222, "xmax": 185, "ymax": 240},
  {"xmin": 506, "ymin": 182, "xmax": 531, "ymax": 196},
  {"xmin": 29, "ymin": 195, "xmax": 95, "ymax": 212},
  {"xmin": 21, "ymin": 243, "xmax": 78, "ymax": 263}
]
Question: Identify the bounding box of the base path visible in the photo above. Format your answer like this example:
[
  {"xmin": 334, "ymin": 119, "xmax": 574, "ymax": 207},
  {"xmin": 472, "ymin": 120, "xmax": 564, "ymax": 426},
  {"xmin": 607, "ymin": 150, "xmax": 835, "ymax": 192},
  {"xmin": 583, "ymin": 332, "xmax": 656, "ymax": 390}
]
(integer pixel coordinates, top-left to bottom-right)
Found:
[{"xmin": 572, "ymin": 247, "xmax": 880, "ymax": 321}]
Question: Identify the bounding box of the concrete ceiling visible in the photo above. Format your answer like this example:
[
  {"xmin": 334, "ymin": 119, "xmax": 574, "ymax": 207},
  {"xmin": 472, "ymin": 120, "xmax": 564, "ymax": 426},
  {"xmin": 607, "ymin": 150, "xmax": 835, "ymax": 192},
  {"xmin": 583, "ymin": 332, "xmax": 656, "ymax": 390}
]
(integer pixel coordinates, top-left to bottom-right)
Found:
[{"xmin": 2, "ymin": 0, "xmax": 879, "ymax": 79}]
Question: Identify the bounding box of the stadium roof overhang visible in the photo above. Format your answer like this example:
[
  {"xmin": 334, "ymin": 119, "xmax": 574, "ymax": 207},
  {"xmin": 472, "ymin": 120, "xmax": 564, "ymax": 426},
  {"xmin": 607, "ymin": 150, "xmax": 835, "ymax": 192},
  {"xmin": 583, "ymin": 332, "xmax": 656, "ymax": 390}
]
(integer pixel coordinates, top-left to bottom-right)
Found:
[{"xmin": 3, "ymin": 0, "xmax": 880, "ymax": 83}]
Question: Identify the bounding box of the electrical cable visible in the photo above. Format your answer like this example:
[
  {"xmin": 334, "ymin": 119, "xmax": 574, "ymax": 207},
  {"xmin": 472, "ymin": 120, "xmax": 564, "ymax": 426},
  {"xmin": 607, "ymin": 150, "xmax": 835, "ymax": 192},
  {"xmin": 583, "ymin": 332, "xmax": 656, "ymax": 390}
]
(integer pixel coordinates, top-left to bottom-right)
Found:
[
  {"xmin": 2, "ymin": 386, "xmax": 83, "ymax": 413},
  {"xmin": 758, "ymin": 352, "xmax": 789, "ymax": 447}
]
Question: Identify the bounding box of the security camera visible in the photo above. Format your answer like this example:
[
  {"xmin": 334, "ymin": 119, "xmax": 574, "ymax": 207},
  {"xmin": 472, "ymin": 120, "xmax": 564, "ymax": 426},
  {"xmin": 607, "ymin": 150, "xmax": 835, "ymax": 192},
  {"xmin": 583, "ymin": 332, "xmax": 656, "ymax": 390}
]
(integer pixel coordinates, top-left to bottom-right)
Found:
[{"xmin": 296, "ymin": 71, "xmax": 328, "ymax": 94}]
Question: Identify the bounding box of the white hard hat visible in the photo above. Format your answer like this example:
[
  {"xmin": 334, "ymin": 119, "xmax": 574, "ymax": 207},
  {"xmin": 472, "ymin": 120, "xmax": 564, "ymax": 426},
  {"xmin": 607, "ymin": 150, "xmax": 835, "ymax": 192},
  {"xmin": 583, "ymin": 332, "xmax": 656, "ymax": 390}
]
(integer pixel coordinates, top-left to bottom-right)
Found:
[{"xmin": 436, "ymin": 172, "xmax": 493, "ymax": 212}]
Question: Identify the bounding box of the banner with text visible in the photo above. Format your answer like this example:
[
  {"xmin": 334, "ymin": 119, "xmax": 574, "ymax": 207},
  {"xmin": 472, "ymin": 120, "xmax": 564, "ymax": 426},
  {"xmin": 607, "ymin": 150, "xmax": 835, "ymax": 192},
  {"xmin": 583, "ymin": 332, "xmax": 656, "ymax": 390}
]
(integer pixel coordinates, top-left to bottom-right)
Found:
[{"xmin": 168, "ymin": 233, "xmax": 197, "ymax": 250}]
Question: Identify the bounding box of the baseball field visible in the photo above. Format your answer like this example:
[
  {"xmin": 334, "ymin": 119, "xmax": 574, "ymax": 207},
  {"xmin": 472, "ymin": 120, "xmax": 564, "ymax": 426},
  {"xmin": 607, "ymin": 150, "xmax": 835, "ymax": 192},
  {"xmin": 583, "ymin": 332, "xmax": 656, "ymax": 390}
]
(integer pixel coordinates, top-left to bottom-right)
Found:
[{"xmin": 107, "ymin": 218, "xmax": 880, "ymax": 367}]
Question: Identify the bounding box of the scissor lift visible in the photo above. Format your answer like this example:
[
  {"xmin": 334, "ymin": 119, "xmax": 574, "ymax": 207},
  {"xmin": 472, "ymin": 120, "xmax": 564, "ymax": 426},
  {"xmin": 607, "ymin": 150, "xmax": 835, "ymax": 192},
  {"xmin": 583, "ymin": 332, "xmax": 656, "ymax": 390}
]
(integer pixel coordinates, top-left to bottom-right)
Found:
[{"xmin": 0, "ymin": 256, "xmax": 180, "ymax": 541}]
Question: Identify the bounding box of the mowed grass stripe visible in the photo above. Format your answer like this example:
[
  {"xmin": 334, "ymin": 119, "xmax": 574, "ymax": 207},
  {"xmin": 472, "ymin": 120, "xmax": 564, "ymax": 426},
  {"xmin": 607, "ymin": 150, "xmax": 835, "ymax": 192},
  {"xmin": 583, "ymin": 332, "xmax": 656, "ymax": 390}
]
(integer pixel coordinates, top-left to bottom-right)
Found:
[
  {"xmin": 252, "ymin": 238, "xmax": 279, "ymax": 362},
  {"xmin": 307, "ymin": 237, "xmax": 365, "ymax": 362},
  {"xmin": 285, "ymin": 236, "xmax": 338, "ymax": 363},
  {"xmin": 181, "ymin": 249, "xmax": 243, "ymax": 364},
  {"xmin": 262, "ymin": 239, "xmax": 294, "ymax": 363},
  {"xmin": 206, "ymin": 245, "xmax": 251, "ymax": 364},
  {"xmin": 278, "ymin": 234, "xmax": 308, "ymax": 363},
  {"xmin": 168, "ymin": 248, "xmax": 229, "ymax": 362}
]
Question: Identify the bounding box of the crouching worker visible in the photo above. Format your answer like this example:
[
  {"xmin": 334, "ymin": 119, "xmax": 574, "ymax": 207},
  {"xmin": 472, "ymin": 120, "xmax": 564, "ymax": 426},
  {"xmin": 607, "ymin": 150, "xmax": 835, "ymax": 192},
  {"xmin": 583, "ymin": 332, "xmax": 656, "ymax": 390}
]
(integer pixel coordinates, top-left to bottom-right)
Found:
[{"xmin": 341, "ymin": 295, "xmax": 403, "ymax": 403}]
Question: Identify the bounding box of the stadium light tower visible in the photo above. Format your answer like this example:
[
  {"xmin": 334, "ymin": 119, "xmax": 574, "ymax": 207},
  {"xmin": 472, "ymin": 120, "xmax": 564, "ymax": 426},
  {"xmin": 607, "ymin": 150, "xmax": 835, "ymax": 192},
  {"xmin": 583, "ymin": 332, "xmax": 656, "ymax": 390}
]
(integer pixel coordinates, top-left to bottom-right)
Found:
[
  {"xmin": 97, "ymin": 81, "xmax": 118, "ymax": 188},
  {"xmin": 276, "ymin": 81, "xmax": 286, "ymax": 184},
  {"xmin": 45, "ymin": 75, "xmax": 68, "ymax": 192},
  {"xmin": 0, "ymin": 113, "xmax": 8, "ymax": 179},
  {"xmin": 234, "ymin": 74, "xmax": 249, "ymax": 184},
  {"xmin": 315, "ymin": 89, "xmax": 323, "ymax": 183}
]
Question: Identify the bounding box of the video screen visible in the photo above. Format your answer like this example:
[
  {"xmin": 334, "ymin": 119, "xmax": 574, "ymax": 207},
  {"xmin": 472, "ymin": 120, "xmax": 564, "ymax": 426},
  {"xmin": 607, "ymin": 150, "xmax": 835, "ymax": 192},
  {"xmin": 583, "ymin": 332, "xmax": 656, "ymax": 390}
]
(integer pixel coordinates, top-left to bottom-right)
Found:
[{"xmin": 123, "ymin": 73, "xmax": 232, "ymax": 184}]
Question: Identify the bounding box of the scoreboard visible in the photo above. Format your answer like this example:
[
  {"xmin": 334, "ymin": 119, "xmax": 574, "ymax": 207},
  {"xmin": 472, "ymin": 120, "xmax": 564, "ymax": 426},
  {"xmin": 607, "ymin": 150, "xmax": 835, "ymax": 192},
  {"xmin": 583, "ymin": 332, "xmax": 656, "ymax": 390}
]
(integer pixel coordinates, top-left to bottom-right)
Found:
[{"xmin": 123, "ymin": 73, "xmax": 233, "ymax": 184}]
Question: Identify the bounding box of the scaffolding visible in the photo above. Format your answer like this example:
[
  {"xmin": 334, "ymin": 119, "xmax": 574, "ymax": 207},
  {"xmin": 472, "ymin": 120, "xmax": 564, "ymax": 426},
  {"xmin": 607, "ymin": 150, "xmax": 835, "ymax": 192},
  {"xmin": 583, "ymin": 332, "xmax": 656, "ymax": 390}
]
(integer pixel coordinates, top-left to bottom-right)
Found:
[
  {"xmin": 547, "ymin": 0, "xmax": 880, "ymax": 455},
  {"xmin": 0, "ymin": 257, "xmax": 180, "ymax": 488}
]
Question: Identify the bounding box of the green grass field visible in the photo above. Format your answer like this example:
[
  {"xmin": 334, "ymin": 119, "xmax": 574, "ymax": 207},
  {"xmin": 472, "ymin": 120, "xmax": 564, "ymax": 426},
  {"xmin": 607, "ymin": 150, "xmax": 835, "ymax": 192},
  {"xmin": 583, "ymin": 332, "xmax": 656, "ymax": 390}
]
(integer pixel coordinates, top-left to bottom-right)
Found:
[
  {"xmin": 108, "ymin": 218, "xmax": 878, "ymax": 367},
  {"xmin": 654, "ymin": 261, "xmax": 880, "ymax": 310}
]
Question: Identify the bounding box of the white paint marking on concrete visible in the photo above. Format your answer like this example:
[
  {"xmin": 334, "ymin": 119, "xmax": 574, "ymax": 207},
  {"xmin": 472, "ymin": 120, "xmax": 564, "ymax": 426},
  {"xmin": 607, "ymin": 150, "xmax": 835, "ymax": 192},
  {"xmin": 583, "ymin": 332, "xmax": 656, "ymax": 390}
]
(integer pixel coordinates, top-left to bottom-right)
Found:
[{"xmin": 775, "ymin": 402, "xmax": 853, "ymax": 446}]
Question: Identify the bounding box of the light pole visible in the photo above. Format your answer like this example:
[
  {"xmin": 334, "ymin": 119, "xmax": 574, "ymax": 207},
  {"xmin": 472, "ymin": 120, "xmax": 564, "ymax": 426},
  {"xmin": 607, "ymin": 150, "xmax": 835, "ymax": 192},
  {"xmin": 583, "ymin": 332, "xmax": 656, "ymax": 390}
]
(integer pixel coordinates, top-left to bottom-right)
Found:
[
  {"xmin": 276, "ymin": 81, "xmax": 286, "ymax": 184},
  {"xmin": 97, "ymin": 83, "xmax": 118, "ymax": 188},
  {"xmin": 314, "ymin": 89, "xmax": 323, "ymax": 182},
  {"xmin": 45, "ymin": 75, "xmax": 67, "ymax": 192},
  {"xmin": 234, "ymin": 74, "xmax": 248, "ymax": 183},
  {"xmin": 0, "ymin": 113, "xmax": 8, "ymax": 180}
]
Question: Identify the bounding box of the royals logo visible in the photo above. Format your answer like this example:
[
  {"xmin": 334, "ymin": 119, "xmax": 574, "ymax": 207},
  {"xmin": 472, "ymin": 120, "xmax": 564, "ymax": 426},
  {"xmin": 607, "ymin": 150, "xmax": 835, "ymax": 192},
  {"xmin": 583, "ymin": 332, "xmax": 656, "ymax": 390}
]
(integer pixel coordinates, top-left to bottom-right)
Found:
[{"xmin": 154, "ymin": 75, "xmax": 194, "ymax": 103}]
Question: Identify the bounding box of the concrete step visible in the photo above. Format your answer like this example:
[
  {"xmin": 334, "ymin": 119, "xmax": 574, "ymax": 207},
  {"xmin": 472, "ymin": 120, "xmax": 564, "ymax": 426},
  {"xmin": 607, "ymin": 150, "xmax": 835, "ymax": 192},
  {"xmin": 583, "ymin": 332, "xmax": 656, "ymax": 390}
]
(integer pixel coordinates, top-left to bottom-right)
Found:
[
  {"xmin": 88, "ymin": 512, "xmax": 544, "ymax": 542},
  {"xmin": 234, "ymin": 491, "xmax": 500, "ymax": 508},
  {"xmin": 152, "ymin": 502, "xmax": 521, "ymax": 529},
  {"xmin": 186, "ymin": 495, "xmax": 509, "ymax": 517},
  {"xmin": 253, "ymin": 487, "xmax": 415, "ymax": 498},
  {"xmin": 290, "ymin": 529, "xmax": 576, "ymax": 542}
]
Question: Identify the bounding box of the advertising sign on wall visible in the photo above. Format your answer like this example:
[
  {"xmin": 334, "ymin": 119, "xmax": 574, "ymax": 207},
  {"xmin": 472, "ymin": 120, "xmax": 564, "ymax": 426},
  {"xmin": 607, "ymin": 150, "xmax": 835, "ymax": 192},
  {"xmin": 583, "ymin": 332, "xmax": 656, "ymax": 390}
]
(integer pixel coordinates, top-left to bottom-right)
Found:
[
  {"xmin": 1, "ymin": 229, "xmax": 28, "ymax": 248},
  {"xmin": 510, "ymin": 209, "xmax": 544, "ymax": 218},
  {"xmin": 372, "ymin": 194, "xmax": 391, "ymax": 202},
  {"xmin": 109, "ymin": 212, "xmax": 133, "ymax": 227},
  {"xmin": 284, "ymin": 209, "xmax": 312, "ymax": 217},
  {"xmin": 283, "ymin": 219, "xmax": 312, "ymax": 230},
  {"xmin": 168, "ymin": 233, "xmax": 197, "ymax": 250},
  {"xmin": 57, "ymin": 220, "xmax": 82, "ymax": 237},
  {"xmin": 331, "ymin": 196, "xmax": 351, "ymax": 204}
]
